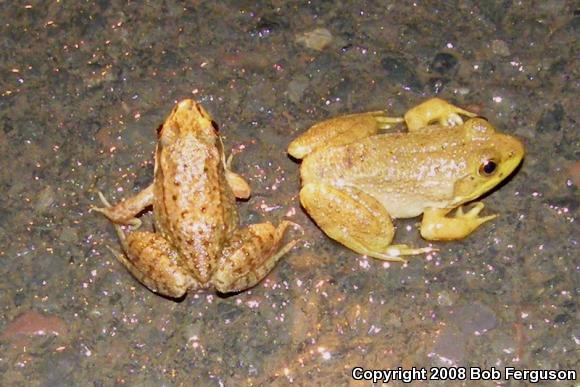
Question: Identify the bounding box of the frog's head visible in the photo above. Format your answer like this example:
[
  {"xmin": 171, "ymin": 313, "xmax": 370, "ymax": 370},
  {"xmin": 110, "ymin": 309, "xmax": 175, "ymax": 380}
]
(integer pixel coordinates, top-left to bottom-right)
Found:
[
  {"xmin": 452, "ymin": 118, "xmax": 525, "ymax": 205},
  {"xmin": 158, "ymin": 99, "xmax": 218, "ymax": 147}
]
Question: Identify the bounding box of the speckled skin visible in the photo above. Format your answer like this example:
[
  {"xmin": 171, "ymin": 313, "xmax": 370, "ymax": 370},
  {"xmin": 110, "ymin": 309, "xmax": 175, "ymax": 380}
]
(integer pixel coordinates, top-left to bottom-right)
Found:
[
  {"xmin": 93, "ymin": 100, "xmax": 295, "ymax": 297},
  {"xmin": 289, "ymin": 99, "xmax": 524, "ymax": 261}
]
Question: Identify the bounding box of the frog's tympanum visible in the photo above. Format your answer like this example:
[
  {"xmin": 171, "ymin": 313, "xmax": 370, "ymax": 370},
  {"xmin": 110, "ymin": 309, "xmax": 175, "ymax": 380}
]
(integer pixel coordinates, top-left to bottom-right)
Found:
[
  {"xmin": 288, "ymin": 98, "xmax": 524, "ymax": 262},
  {"xmin": 93, "ymin": 100, "xmax": 296, "ymax": 297}
]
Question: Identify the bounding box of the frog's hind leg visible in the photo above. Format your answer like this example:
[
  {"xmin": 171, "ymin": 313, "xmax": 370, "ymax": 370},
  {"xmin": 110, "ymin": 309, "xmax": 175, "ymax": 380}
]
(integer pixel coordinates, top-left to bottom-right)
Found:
[
  {"xmin": 96, "ymin": 189, "xmax": 197, "ymax": 297},
  {"xmin": 212, "ymin": 221, "xmax": 299, "ymax": 293},
  {"xmin": 300, "ymin": 183, "xmax": 434, "ymax": 262},
  {"xmin": 107, "ymin": 228, "xmax": 198, "ymax": 298},
  {"xmin": 288, "ymin": 111, "xmax": 403, "ymax": 159},
  {"xmin": 404, "ymin": 98, "xmax": 477, "ymax": 132},
  {"xmin": 90, "ymin": 185, "xmax": 154, "ymax": 227}
]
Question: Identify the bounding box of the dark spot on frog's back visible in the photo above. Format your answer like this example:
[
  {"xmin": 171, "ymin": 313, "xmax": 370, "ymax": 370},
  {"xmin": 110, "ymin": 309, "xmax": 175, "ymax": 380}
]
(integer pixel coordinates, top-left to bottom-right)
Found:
[{"xmin": 343, "ymin": 147, "xmax": 355, "ymax": 168}]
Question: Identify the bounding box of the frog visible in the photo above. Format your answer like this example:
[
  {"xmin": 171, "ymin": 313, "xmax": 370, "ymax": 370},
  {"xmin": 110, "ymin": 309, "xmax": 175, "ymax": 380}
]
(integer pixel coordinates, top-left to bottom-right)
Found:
[
  {"xmin": 287, "ymin": 98, "xmax": 524, "ymax": 262},
  {"xmin": 92, "ymin": 99, "xmax": 297, "ymax": 297}
]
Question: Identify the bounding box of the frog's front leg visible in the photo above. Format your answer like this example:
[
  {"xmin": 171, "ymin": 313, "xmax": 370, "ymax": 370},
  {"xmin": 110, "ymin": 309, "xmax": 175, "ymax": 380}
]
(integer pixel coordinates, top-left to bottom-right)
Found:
[
  {"xmin": 420, "ymin": 202, "xmax": 497, "ymax": 241},
  {"xmin": 300, "ymin": 183, "xmax": 433, "ymax": 262},
  {"xmin": 224, "ymin": 153, "xmax": 251, "ymax": 199},
  {"xmin": 288, "ymin": 111, "xmax": 403, "ymax": 159},
  {"xmin": 91, "ymin": 184, "xmax": 154, "ymax": 227},
  {"xmin": 212, "ymin": 221, "xmax": 298, "ymax": 293},
  {"xmin": 404, "ymin": 98, "xmax": 476, "ymax": 132}
]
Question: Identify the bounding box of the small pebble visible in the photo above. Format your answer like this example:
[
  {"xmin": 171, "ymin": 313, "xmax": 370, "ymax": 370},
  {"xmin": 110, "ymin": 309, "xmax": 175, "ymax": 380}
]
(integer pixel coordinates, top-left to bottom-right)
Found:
[
  {"xmin": 0, "ymin": 310, "xmax": 67, "ymax": 342},
  {"xmin": 449, "ymin": 302, "xmax": 498, "ymax": 335},
  {"xmin": 381, "ymin": 56, "xmax": 422, "ymax": 91},
  {"xmin": 296, "ymin": 28, "xmax": 333, "ymax": 51},
  {"xmin": 430, "ymin": 52, "xmax": 459, "ymax": 76},
  {"xmin": 287, "ymin": 75, "xmax": 310, "ymax": 104},
  {"xmin": 35, "ymin": 185, "xmax": 55, "ymax": 213},
  {"xmin": 432, "ymin": 327, "xmax": 465, "ymax": 366},
  {"xmin": 59, "ymin": 226, "xmax": 79, "ymax": 244},
  {"xmin": 437, "ymin": 290, "xmax": 454, "ymax": 306},
  {"xmin": 567, "ymin": 161, "xmax": 580, "ymax": 187},
  {"xmin": 491, "ymin": 39, "xmax": 511, "ymax": 56}
]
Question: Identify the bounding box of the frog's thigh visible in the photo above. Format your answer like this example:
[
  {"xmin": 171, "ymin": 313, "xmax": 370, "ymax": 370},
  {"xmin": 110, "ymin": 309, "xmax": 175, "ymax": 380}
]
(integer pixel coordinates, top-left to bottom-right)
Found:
[
  {"xmin": 115, "ymin": 231, "xmax": 198, "ymax": 298},
  {"xmin": 300, "ymin": 183, "xmax": 399, "ymax": 255},
  {"xmin": 288, "ymin": 112, "xmax": 403, "ymax": 159},
  {"xmin": 404, "ymin": 98, "xmax": 476, "ymax": 132},
  {"xmin": 420, "ymin": 203, "xmax": 497, "ymax": 241},
  {"xmin": 213, "ymin": 221, "xmax": 295, "ymax": 293}
]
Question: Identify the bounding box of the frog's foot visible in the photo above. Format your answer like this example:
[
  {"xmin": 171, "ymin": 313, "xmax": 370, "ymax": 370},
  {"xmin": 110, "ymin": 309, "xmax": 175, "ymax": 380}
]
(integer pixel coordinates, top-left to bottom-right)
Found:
[
  {"xmin": 90, "ymin": 192, "xmax": 141, "ymax": 228},
  {"xmin": 110, "ymin": 231, "xmax": 199, "ymax": 298},
  {"xmin": 90, "ymin": 186, "xmax": 154, "ymax": 228},
  {"xmin": 213, "ymin": 220, "xmax": 300, "ymax": 293},
  {"xmin": 404, "ymin": 98, "xmax": 477, "ymax": 132},
  {"xmin": 300, "ymin": 183, "xmax": 432, "ymax": 263},
  {"xmin": 420, "ymin": 202, "xmax": 498, "ymax": 241},
  {"xmin": 288, "ymin": 111, "xmax": 403, "ymax": 159}
]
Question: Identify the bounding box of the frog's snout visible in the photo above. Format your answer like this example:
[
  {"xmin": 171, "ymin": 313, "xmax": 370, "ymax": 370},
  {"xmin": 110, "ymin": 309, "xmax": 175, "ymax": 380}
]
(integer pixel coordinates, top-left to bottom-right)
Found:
[{"xmin": 498, "ymin": 135, "xmax": 525, "ymax": 178}]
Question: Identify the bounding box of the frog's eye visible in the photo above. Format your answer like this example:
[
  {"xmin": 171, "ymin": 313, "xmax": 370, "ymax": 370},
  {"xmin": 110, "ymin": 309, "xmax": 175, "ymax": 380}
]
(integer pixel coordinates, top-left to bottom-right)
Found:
[{"xmin": 479, "ymin": 159, "xmax": 498, "ymax": 176}]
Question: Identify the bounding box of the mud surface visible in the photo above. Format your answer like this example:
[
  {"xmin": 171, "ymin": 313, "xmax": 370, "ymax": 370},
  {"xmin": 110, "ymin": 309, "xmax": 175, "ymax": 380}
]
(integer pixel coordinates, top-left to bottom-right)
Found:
[{"xmin": 0, "ymin": 1, "xmax": 578, "ymax": 385}]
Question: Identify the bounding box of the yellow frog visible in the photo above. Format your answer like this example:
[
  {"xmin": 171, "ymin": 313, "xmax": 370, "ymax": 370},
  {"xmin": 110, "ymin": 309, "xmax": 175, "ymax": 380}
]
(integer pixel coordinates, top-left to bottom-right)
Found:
[
  {"xmin": 93, "ymin": 99, "xmax": 296, "ymax": 297},
  {"xmin": 288, "ymin": 98, "xmax": 524, "ymax": 262}
]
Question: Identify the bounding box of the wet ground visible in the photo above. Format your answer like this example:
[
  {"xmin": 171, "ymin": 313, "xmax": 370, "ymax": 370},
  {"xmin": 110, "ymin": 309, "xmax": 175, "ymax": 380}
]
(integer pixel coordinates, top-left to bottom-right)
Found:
[{"xmin": 0, "ymin": 1, "xmax": 578, "ymax": 385}]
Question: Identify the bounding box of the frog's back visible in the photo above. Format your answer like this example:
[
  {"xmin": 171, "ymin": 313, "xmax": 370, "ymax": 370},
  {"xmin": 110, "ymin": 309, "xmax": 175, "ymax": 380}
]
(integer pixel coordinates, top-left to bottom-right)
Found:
[
  {"xmin": 300, "ymin": 128, "xmax": 474, "ymax": 218},
  {"xmin": 302, "ymin": 128, "xmax": 468, "ymax": 182},
  {"xmin": 153, "ymin": 132, "xmax": 238, "ymax": 283}
]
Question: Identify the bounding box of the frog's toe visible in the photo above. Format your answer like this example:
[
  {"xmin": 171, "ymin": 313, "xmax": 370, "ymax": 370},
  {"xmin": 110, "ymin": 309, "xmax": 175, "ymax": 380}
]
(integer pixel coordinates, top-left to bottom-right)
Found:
[
  {"xmin": 127, "ymin": 217, "xmax": 142, "ymax": 229},
  {"xmin": 422, "ymin": 205, "xmax": 498, "ymax": 241},
  {"xmin": 445, "ymin": 112, "xmax": 464, "ymax": 127},
  {"xmin": 88, "ymin": 192, "xmax": 112, "ymax": 214},
  {"xmin": 97, "ymin": 191, "xmax": 112, "ymax": 207},
  {"xmin": 373, "ymin": 112, "xmax": 404, "ymax": 129},
  {"xmin": 91, "ymin": 191, "xmax": 143, "ymax": 229},
  {"xmin": 371, "ymin": 244, "xmax": 437, "ymax": 263},
  {"xmin": 455, "ymin": 202, "xmax": 497, "ymax": 222}
]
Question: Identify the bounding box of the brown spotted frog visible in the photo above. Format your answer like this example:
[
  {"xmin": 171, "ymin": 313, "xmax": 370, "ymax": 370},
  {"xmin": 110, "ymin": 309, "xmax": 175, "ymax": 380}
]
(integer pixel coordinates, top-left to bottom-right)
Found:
[
  {"xmin": 93, "ymin": 99, "xmax": 296, "ymax": 297},
  {"xmin": 288, "ymin": 98, "xmax": 524, "ymax": 262}
]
